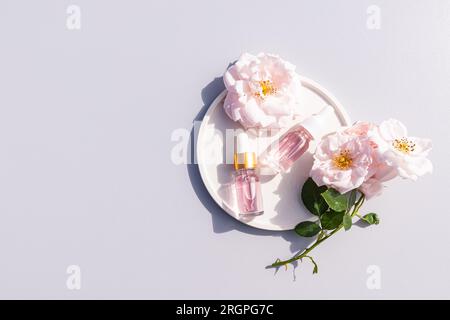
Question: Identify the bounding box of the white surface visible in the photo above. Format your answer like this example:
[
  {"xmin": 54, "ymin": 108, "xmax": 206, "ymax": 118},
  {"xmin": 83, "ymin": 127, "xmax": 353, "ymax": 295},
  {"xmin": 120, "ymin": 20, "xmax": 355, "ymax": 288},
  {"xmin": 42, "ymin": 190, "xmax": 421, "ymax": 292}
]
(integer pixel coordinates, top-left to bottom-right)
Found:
[
  {"xmin": 197, "ymin": 78, "xmax": 351, "ymax": 230},
  {"xmin": 0, "ymin": 0, "xmax": 449, "ymax": 299}
]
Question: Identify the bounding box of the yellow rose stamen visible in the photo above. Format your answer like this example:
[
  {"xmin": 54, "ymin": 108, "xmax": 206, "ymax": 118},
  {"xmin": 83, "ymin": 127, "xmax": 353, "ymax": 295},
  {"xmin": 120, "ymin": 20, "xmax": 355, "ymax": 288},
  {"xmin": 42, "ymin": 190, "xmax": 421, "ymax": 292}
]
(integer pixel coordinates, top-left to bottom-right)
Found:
[
  {"xmin": 392, "ymin": 137, "xmax": 415, "ymax": 154},
  {"xmin": 332, "ymin": 149, "xmax": 353, "ymax": 170},
  {"xmin": 254, "ymin": 80, "xmax": 277, "ymax": 98}
]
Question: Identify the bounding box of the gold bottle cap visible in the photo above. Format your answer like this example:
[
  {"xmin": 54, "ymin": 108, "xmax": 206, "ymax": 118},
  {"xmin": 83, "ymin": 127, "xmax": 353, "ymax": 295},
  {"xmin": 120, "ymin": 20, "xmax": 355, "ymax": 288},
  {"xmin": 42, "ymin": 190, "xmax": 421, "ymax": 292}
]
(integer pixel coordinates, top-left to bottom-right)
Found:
[
  {"xmin": 234, "ymin": 152, "xmax": 257, "ymax": 170},
  {"xmin": 234, "ymin": 132, "xmax": 258, "ymax": 170}
]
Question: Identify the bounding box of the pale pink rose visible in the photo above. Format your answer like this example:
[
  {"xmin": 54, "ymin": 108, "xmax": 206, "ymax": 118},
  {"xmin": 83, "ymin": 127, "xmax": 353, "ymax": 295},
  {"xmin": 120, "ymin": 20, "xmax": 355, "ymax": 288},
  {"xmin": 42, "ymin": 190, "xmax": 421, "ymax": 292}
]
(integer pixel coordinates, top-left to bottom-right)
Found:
[
  {"xmin": 344, "ymin": 121, "xmax": 375, "ymax": 137},
  {"xmin": 345, "ymin": 121, "xmax": 397, "ymax": 198},
  {"xmin": 310, "ymin": 132, "xmax": 373, "ymax": 194},
  {"xmin": 359, "ymin": 178, "xmax": 383, "ymax": 199},
  {"xmin": 372, "ymin": 119, "xmax": 433, "ymax": 180},
  {"xmin": 223, "ymin": 53, "xmax": 303, "ymax": 129},
  {"xmin": 312, "ymin": 120, "xmax": 432, "ymax": 198}
]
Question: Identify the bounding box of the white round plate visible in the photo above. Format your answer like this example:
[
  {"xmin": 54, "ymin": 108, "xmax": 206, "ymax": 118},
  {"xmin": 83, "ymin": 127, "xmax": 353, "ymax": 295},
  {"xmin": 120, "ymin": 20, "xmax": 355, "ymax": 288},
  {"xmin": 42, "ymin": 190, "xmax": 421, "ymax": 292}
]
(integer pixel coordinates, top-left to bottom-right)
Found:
[{"xmin": 197, "ymin": 76, "xmax": 351, "ymax": 231}]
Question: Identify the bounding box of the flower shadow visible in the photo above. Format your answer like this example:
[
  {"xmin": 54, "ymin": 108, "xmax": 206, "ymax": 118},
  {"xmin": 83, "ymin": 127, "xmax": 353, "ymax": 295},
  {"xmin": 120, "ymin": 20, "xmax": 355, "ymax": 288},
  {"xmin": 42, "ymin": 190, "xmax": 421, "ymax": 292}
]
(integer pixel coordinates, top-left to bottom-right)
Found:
[{"xmin": 271, "ymin": 151, "xmax": 317, "ymax": 252}]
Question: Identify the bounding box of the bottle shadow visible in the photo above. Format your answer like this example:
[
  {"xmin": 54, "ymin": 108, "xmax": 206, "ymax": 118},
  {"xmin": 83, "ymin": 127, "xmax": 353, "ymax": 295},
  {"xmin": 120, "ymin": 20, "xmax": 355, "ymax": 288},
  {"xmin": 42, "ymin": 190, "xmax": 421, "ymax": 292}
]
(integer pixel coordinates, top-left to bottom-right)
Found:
[{"xmin": 186, "ymin": 77, "xmax": 312, "ymax": 256}]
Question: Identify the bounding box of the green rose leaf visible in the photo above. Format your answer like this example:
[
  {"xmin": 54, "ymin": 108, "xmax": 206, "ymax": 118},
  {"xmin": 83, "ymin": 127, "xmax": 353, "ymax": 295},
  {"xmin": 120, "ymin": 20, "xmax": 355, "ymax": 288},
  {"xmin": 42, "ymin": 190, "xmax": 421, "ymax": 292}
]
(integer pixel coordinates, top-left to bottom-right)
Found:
[
  {"xmin": 295, "ymin": 221, "xmax": 321, "ymax": 237},
  {"xmin": 320, "ymin": 210, "xmax": 345, "ymax": 230},
  {"xmin": 362, "ymin": 213, "xmax": 380, "ymax": 225},
  {"xmin": 321, "ymin": 188, "xmax": 348, "ymax": 212},
  {"xmin": 343, "ymin": 214, "xmax": 352, "ymax": 231},
  {"xmin": 301, "ymin": 178, "xmax": 328, "ymax": 216}
]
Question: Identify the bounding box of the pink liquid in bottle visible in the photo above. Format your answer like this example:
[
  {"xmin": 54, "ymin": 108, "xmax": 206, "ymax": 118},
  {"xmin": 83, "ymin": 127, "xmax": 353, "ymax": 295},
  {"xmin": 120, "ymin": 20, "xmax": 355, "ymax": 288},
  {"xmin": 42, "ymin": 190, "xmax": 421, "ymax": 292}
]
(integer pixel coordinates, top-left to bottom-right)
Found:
[
  {"xmin": 260, "ymin": 105, "xmax": 336, "ymax": 173},
  {"xmin": 262, "ymin": 126, "xmax": 313, "ymax": 173},
  {"xmin": 233, "ymin": 132, "xmax": 264, "ymax": 216},
  {"xmin": 234, "ymin": 168, "xmax": 263, "ymax": 216}
]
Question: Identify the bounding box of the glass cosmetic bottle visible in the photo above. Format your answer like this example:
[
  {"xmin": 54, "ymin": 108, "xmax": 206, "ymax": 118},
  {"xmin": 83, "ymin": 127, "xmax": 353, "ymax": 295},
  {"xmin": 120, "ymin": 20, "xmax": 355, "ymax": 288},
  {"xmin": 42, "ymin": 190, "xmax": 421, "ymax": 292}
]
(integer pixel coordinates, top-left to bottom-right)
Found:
[
  {"xmin": 234, "ymin": 132, "xmax": 264, "ymax": 216},
  {"xmin": 260, "ymin": 105, "xmax": 336, "ymax": 173}
]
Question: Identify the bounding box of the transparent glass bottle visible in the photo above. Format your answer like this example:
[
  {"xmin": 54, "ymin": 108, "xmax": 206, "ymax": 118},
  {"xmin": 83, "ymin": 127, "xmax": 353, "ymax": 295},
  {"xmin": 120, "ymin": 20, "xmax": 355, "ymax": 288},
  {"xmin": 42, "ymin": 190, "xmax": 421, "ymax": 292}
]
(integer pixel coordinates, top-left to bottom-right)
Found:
[
  {"xmin": 234, "ymin": 133, "xmax": 263, "ymax": 216},
  {"xmin": 234, "ymin": 168, "xmax": 263, "ymax": 215},
  {"xmin": 260, "ymin": 105, "xmax": 336, "ymax": 173}
]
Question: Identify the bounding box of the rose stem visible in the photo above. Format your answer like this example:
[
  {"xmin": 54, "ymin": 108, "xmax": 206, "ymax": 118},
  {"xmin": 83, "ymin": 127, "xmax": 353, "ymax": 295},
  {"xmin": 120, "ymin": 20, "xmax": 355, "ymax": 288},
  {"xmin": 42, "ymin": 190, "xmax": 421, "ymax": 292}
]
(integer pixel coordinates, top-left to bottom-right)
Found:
[{"xmin": 268, "ymin": 194, "xmax": 365, "ymax": 269}]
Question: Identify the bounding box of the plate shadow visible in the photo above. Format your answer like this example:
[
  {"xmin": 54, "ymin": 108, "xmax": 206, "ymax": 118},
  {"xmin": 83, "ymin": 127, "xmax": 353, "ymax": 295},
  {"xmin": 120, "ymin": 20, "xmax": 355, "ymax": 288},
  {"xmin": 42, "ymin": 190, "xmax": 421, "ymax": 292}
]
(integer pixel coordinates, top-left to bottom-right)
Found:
[{"xmin": 186, "ymin": 77, "xmax": 312, "ymax": 255}]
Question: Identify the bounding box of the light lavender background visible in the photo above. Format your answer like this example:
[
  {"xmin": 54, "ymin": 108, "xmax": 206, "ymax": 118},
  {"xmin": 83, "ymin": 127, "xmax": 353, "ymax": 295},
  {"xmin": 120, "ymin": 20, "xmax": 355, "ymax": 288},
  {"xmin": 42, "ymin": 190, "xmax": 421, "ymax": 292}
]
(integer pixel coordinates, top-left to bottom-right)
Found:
[{"xmin": 0, "ymin": 0, "xmax": 449, "ymax": 299}]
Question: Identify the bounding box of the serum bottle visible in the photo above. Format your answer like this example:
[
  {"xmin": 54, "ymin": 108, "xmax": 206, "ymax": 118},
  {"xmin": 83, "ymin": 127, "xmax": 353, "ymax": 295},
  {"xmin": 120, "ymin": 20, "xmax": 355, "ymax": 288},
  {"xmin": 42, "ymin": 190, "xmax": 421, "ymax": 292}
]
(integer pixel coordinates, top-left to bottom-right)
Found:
[
  {"xmin": 234, "ymin": 132, "xmax": 264, "ymax": 216},
  {"xmin": 260, "ymin": 105, "xmax": 336, "ymax": 173}
]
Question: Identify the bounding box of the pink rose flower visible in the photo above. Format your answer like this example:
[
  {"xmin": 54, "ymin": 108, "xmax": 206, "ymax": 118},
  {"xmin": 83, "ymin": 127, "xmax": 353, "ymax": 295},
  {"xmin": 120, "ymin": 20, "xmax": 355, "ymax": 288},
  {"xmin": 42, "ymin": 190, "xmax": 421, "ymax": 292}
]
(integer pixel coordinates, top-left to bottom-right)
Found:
[
  {"xmin": 372, "ymin": 119, "xmax": 433, "ymax": 180},
  {"xmin": 310, "ymin": 132, "xmax": 373, "ymax": 194},
  {"xmin": 359, "ymin": 177, "xmax": 384, "ymax": 199},
  {"xmin": 345, "ymin": 122, "xmax": 397, "ymax": 198},
  {"xmin": 344, "ymin": 121, "xmax": 374, "ymax": 137},
  {"xmin": 223, "ymin": 53, "xmax": 303, "ymax": 129},
  {"xmin": 311, "ymin": 119, "xmax": 432, "ymax": 199}
]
